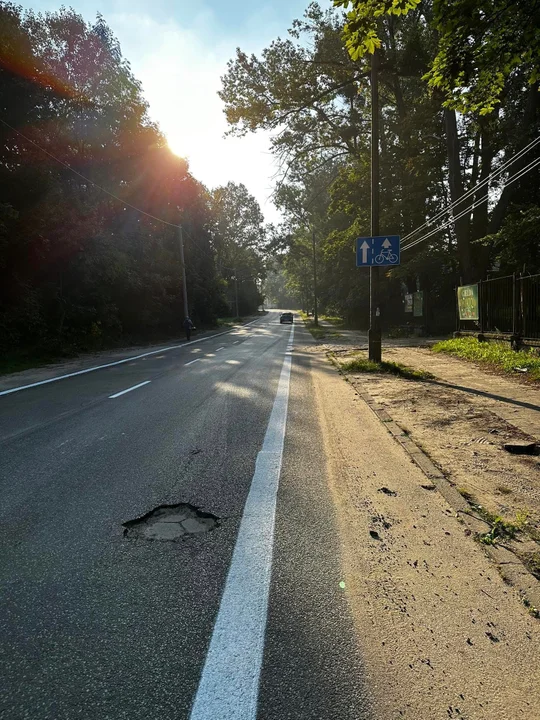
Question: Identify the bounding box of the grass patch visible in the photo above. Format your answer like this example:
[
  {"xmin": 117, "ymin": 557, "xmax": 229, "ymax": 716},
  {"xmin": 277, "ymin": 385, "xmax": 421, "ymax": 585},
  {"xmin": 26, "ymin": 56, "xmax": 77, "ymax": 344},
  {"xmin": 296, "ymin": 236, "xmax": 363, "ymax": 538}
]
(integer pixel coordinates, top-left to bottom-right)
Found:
[
  {"xmin": 300, "ymin": 312, "xmax": 328, "ymax": 340},
  {"xmin": 216, "ymin": 316, "xmax": 244, "ymax": 328},
  {"xmin": 432, "ymin": 337, "xmax": 540, "ymax": 380},
  {"xmin": 458, "ymin": 487, "xmax": 477, "ymax": 502},
  {"xmin": 472, "ymin": 505, "xmax": 528, "ymax": 545},
  {"xmin": 0, "ymin": 349, "xmax": 76, "ymax": 376},
  {"xmin": 340, "ymin": 354, "xmax": 434, "ymax": 381},
  {"xmin": 306, "ymin": 324, "xmax": 327, "ymax": 340},
  {"xmin": 321, "ymin": 315, "xmax": 345, "ymax": 326}
]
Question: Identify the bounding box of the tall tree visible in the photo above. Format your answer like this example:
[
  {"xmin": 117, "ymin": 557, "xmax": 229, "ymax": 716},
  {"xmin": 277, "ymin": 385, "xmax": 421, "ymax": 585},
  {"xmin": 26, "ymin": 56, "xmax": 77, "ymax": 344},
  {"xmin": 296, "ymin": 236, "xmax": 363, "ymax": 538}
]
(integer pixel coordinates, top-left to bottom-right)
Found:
[
  {"xmin": 336, "ymin": 0, "xmax": 540, "ymax": 280},
  {"xmin": 210, "ymin": 182, "xmax": 267, "ymax": 314},
  {"xmin": 0, "ymin": 4, "xmax": 229, "ymax": 352}
]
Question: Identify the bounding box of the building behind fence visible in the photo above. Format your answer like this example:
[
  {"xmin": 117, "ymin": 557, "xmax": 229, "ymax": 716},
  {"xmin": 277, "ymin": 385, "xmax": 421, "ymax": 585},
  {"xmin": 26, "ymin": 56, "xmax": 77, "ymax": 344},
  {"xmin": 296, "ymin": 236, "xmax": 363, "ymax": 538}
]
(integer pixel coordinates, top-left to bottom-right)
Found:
[{"xmin": 456, "ymin": 273, "xmax": 540, "ymax": 345}]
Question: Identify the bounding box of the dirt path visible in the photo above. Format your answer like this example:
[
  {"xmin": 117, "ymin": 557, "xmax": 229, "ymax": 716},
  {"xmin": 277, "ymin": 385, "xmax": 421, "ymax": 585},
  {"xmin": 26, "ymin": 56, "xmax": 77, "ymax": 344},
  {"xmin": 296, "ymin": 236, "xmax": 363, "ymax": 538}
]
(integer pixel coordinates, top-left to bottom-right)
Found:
[
  {"xmin": 312, "ymin": 325, "xmax": 540, "ymax": 546},
  {"xmin": 305, "ymin": 342, "xmax": 540, "ymax": 719},
  {"xmin": 386, "ymin": 346, "xmax": 540, "ymax": 441}
]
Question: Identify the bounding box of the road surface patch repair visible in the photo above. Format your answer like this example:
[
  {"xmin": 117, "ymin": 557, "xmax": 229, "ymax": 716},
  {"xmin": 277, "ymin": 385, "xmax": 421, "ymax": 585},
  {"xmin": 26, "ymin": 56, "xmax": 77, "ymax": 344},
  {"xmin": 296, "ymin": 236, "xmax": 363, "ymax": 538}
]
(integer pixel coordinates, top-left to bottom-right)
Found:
[{"xmin": 123, "ymin": 503, "xmax": 219, "ymax": 541}]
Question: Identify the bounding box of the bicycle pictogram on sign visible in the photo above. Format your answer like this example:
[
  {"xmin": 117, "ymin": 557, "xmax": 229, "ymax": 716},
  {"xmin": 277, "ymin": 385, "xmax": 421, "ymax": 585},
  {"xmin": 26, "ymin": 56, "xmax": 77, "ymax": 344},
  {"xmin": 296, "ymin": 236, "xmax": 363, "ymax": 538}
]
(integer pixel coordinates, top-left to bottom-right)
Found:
[{"xmin": 356, "ymin": 235, "xmax": 400, "ymax": 267}]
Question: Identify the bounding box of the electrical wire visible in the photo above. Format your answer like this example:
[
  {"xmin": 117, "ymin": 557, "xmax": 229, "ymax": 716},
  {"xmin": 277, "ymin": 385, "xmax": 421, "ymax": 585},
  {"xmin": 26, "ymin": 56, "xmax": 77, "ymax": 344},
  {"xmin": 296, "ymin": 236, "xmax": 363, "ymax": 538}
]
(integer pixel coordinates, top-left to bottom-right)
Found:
[
  {"xmin": 401, "ymin": 155, "xmax": 540, "ymax": 253},
  {"xmin": 402, "ymin": 155, "xmax": 540, "ymax": 253},
  {"xmin": 0, "ymin": 117, "xmax": 181, "ymax": 228},
  {"xmin": 401, "ymin": 134, "xmax": 540, "ymax": 245},
  {"xmin": 180, "ymin": 223, "xmax": 260, "ymax": 279},
  {"xmin": 0, "ymin": 116, "xmax": 258, "ymax": 278}
]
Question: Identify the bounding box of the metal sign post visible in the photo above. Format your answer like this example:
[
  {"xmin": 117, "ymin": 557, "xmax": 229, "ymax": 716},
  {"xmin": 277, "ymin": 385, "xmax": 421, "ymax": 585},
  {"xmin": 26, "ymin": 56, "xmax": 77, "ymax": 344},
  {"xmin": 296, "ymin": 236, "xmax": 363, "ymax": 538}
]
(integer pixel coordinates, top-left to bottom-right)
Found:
[{"xmin": 369, "ymin": 50, "xmax": 381, "ymax": 363}]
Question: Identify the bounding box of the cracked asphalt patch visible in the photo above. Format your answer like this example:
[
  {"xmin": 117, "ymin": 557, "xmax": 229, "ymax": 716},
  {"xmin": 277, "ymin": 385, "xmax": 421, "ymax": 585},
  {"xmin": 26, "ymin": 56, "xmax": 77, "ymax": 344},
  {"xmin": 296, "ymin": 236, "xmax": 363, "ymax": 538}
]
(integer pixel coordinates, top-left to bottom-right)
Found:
[{"xmin": 123, "ymin": 503, "xmax": 219, "ymax": 541}]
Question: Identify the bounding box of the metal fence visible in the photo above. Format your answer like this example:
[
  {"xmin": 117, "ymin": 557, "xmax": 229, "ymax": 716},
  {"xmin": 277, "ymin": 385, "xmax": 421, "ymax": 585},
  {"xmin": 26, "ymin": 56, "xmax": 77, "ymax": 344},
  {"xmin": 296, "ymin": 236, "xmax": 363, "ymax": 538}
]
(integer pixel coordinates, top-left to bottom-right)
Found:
[
  {"xmin": 456, "ymin": 273, "xmax": 540, "ymax": 342},
  {"xmin": 521, "ymin": 274, "xmax": 540, "ymax": 340}
]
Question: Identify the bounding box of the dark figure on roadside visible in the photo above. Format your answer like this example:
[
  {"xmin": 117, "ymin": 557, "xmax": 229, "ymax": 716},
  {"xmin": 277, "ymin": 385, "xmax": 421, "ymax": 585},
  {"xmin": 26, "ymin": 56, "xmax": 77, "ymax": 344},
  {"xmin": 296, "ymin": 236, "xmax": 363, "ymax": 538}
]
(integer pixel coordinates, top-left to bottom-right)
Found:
[{"xmin": 183, "ymin": 316, "xmax": 194, "ymax": 341}]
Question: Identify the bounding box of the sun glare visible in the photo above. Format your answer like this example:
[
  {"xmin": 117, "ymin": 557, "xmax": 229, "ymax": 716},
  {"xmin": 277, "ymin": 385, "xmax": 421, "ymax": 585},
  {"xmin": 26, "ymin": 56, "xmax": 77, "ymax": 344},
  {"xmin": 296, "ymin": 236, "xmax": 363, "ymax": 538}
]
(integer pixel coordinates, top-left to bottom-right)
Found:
[{"xmin": 167, "ymin": 135, "xmax": 187, "ymax": 159}]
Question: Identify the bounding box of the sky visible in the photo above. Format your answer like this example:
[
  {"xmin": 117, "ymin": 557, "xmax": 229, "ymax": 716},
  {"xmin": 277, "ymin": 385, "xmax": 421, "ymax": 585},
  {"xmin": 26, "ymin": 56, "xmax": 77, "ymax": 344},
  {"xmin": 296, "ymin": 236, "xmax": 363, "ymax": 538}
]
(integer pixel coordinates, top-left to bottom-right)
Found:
[{"xmin": 19, "ymin": 0, "xmax": 311, "ymax": 223}]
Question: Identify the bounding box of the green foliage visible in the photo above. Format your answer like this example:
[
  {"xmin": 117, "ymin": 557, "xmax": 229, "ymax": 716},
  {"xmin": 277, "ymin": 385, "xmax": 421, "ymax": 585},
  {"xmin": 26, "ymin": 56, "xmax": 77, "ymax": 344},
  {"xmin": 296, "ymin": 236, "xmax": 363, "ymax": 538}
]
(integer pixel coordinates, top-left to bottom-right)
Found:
[
  {"xmin": 264, "ymin": 261, "xmax": 300, "ymax": 308},
  {"xmin": 432, "ymin": 338, "xmax": 540, "ymax": 380},
  {"xmin": 223, "ymin": 3, "xmax": 539, "ymax": 324},
  {"xmin": 478, "ymin": 206, "xmax": 540, "ymax": 274},
  {"xmin": 424, "ymin": 0, "xmax": 540, "ymax": 115},
  {"xmin": 477, "ymin": 517, "xmax": 519, "ymax": 545},
  {"xmin": 336, "ymin": 0, "xmax": 540, "ymax": 115},
  {"xmin": 0, "ymin": 5, "xmax": 273, "ymax": 359},
  {"xmin": 334, "ymin": 0, "xmax": 421, "ymax": 60},
  {"xmin": 210, "ymin": 182, "xmax": 267, "ymax": 315},
  {"xmin": 220, "ymin": 4, "xmax": 368, "ymax": 173},
  {"xmin": 472, "ymin": 506, "xmax": 528, "ymax": 545}
]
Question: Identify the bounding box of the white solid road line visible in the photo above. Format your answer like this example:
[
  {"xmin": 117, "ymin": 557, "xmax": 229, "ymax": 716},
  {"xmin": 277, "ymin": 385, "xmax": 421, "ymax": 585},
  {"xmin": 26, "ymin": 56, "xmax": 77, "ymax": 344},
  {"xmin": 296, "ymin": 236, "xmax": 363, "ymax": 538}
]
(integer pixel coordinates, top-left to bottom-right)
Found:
[
  {"xmin": 189, "ymin": 324, "xmax": 294, "ymax": 720},
  {"xmin": 185, "ymin": 358, "xmax": 202, "ymax": 366},
  {"xmin": 0, "ymin": 318, "xmax": 263, "ymax": 398},
  {"xmin": 108, "ymin": 380, "xmax": 151, "ymax": 399}
]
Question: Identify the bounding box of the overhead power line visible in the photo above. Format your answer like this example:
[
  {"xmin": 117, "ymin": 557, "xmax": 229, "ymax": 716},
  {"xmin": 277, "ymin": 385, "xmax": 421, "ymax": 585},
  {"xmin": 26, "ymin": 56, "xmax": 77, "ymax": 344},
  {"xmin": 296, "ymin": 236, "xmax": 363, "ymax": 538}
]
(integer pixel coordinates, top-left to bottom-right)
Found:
[
  {"xmin": 401, "ymin": 155, "xmax": 540, "ymax": 253},
  {"xmin": 0, "ymin": 117, "xmax": 180, "ymax": 228},
  {"xmin": 401, "ymin": 134, "xmax": 540, "ymax": 245},
  {"xmin": 0, "ymin": 116, "xmax": 246, "ymax": 274}
]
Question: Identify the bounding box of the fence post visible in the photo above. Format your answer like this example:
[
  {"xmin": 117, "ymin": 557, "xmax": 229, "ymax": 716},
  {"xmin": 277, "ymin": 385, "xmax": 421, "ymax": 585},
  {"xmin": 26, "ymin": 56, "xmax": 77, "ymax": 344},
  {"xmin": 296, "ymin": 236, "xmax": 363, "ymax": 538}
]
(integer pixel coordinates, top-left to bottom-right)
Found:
[
  {"xmin": 511, "ymin": 273, "xmax": 521, "ymax": 350},
  {"xmin": 512, "ymin": 273, "xmax": 517, "ymax": 336},
  {"xmin": 478, "ymin": 280, "xmax": 484, "ymax": 335}
]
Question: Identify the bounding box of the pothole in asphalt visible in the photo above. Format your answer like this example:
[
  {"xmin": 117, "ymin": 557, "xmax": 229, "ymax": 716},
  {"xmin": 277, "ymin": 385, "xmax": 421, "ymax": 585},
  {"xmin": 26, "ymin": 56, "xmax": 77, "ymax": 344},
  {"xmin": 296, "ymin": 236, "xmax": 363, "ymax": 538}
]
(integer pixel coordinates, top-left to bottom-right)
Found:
[{"xmin": 123, "ymin": 503, "xmax": 219, "ymax": 541}]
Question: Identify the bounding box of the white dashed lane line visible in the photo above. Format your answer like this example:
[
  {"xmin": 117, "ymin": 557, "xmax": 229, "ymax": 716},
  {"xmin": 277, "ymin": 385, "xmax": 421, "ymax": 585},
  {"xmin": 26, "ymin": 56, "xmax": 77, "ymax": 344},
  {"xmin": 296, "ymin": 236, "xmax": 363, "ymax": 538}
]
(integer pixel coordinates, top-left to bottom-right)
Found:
[
  {"xmin": 216, "ymin": 347, "xmax": 226, "ymax": 352},
  {"xmin": 0, "ymin": 317, "xmax": 263, "ymax": 398},
  {"xmin": 185, "ymin": 359, "xmax": 202, "ymax": 367},
  {"xmin": 108, "ymin": 381, "xmax": 151, "ymax": 399}
]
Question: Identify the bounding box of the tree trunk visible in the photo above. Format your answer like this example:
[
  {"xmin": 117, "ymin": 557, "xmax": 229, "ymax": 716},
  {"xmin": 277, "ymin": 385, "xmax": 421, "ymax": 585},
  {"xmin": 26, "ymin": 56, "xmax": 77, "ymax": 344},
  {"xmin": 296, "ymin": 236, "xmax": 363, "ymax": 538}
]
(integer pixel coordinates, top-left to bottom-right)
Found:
[
  {"xmin": 471, "ymin": 119, "xmax": 494, "ymax": 276},
  {"xmin": 488, "ymin": 82, "xmax": 540, "ymax": 235},
  {"xmin": 444, "ymin": 109, "xmax": 474, "ymax": 281}
]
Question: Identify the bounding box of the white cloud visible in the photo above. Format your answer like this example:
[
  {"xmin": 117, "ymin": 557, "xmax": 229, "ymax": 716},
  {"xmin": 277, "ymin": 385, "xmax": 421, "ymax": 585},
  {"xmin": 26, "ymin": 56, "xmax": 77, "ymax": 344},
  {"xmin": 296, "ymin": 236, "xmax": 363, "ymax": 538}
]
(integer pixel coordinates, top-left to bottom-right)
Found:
[{"xmin": 105, "ymin": 9, "xmax": 282, "ymax": 223}]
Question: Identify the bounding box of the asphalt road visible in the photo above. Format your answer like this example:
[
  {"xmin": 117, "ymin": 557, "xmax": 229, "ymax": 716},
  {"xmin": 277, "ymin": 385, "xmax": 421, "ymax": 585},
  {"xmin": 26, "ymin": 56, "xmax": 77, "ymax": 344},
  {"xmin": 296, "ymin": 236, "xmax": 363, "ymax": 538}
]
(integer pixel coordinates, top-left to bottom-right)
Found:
[{"xmin": 0, "ymin": 311, "xmax": 371, "ymax": 720}]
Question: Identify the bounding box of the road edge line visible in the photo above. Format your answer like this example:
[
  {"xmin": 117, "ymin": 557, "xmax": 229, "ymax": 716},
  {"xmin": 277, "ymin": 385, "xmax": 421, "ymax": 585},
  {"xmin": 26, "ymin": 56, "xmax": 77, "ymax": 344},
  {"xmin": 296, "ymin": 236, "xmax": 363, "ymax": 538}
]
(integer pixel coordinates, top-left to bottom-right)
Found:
[
  {"xmin": 0, "ymin": 317, "xmax": 262, "ymax": 398},
  {"xmin": 189, "ymin": 324, "xmax": 295, "ymax": 719}
]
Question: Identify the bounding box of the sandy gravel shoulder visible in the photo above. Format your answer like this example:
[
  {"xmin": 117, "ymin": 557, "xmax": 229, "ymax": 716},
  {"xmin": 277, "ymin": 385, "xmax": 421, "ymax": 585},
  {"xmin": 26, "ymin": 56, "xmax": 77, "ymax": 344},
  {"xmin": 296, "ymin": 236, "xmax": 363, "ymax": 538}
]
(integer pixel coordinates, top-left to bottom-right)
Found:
[
  {"xmin": 306, "ymin": 342, "xmax": 540, "ymax": 720},
  {"xmin": 336, "ymin": 346, "xmax": 540, "ymax": 553}
]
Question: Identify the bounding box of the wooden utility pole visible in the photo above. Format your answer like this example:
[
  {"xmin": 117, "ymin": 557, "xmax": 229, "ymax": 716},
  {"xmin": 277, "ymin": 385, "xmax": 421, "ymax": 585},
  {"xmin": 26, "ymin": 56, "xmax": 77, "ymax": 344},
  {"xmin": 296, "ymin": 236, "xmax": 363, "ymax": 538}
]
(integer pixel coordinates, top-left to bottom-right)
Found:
[
  {"xmin": 179, "ymin": 225, "xmax": 189, "ymax": 320},
  {"xmin": 368, "ymin": 49, "xmax": 381, "ymax": 362},
  {"xmin": 312, "ymin": 226, "xmax": 319, "ymax": 326},
  {"xmin": 234, "ymin": 269, "xmax": 240, "ymax": 318}
]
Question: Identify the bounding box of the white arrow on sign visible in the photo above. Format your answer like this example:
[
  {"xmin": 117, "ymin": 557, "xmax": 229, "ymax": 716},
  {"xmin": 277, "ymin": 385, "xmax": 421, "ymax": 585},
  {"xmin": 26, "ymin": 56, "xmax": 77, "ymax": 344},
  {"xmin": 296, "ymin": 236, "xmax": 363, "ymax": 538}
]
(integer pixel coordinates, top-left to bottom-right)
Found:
[
  {"xmin": 382, "ymin": 238, "xmax": 392, "ymax": 249},
  {"xmin": 359, "ymin": 240, "xmax": 370, "ymax": 264}
]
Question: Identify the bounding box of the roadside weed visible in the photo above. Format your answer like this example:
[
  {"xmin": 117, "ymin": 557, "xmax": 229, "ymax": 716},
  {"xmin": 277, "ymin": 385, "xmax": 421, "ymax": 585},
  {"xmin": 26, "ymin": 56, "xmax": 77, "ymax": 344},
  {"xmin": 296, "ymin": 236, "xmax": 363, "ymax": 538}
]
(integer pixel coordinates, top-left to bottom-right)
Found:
[{"xmin": 432, "ymin": 338, "xmax": 540, "ymax": 381}]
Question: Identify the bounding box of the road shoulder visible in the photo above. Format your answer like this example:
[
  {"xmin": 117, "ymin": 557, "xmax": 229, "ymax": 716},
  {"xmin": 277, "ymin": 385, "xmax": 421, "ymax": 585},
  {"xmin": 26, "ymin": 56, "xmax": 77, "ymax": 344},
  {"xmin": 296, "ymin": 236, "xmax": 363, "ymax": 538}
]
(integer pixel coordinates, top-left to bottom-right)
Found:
[
  {"xmin": 307, "ymin": 343, "xmax": 540, "ymax": 720},
  {"xmin": 257, "ymin": 326, "xmax": 373, "ymax": 719}
]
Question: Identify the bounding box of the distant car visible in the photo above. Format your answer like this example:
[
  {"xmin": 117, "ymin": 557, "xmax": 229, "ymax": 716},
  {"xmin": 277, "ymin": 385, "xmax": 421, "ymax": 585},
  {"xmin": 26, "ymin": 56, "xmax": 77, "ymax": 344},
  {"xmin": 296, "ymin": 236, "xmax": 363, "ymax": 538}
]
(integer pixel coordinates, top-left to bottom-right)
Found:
[{"xmin": 280, "ymin": 312, "xmax": 294, "ymax": 324}]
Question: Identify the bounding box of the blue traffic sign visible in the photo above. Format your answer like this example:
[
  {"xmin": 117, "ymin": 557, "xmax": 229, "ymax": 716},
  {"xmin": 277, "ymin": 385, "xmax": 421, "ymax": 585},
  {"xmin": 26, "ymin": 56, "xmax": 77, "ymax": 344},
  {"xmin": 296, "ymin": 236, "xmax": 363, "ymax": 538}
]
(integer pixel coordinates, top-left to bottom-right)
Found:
[{"xmin": 356, "ymin": 235, "xmax": 400, "ymax": 267}]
